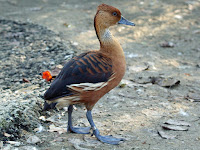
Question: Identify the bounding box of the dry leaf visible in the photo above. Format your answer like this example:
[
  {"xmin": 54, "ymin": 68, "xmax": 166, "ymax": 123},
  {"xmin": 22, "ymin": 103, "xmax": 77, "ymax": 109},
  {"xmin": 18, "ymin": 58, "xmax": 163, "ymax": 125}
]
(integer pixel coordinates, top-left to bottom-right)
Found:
[
  {"xmin": 68, "ymin": 138, "xmax": 92, "ymax": 150},
  {"xmin": 4, "ymin": 132, "xmax": 11, "ymax": 137},
  {"xmin": 158, "ymin": 130, "xmax": 176, "ymax": 139},
  {"xmin": 53, "ymin": 137, "xmax": 65, "ymax": 142},
  {"xmin": 164, "ymin": 119, "xmax": 191, "ymax": 127},
  {"xmin": 23, "ymin": 78, "xmax": 30, "ymax": 83},
  {"xmin": 162, "ymin": 124, "xmax": 189, "ymax": 131},
  {"xmin": 186, "ymin": 92, "xmax": 200, "ymax": 102},
  {"xmin": 151, "ymin": 77, "xmax": 180, "ymax": 88},
  {"xmin": 6, "ymin": 141, "xmax": 21, "ymax": 146},
  {"xmin": 129, "ymin": 64, "xmax": 149, "ymax": 72},
  {"xmin": 51, "ymin": 66, "xmax": 62, "ymax": 77},
  {"xmin": 48, "ymin": 124, "xmax": 67, "ymax": 134}
]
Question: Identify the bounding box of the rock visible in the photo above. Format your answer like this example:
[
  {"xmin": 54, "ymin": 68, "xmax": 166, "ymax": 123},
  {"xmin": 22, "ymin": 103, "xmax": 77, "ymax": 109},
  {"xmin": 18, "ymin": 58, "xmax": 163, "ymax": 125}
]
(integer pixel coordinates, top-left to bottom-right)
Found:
[{"xmin": 27, "ymin": 135, "xmax": 41, "ymax": 144}]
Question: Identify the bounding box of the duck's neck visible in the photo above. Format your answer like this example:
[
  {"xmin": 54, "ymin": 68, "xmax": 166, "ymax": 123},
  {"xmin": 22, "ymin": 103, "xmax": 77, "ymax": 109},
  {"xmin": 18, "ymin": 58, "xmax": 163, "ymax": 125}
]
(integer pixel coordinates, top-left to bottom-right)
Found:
[{"xmin": 94, "ymin": 17, "xmax": 123, "ymax": 55}]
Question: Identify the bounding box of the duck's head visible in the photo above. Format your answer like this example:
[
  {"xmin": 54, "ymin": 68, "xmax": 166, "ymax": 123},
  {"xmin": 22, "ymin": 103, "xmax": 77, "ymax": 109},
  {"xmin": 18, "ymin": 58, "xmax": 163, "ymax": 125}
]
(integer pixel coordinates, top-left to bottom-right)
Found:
[{"xmin": 95, "ymin": 4, "xmax": 135, "ymax": 28}]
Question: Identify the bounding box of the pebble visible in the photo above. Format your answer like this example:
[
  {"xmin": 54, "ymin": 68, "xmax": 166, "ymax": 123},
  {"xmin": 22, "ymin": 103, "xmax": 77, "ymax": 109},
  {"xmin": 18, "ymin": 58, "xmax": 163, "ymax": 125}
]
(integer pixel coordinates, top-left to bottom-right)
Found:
[{"xmin": 27, "ymin": 135, "xmax": 41, "ymax": 144}]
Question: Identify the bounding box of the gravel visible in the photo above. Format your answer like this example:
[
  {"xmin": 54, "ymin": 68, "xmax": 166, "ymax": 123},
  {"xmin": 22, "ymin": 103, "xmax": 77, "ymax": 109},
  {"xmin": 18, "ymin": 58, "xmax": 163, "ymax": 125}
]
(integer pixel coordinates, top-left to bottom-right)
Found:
[{"xmin": 0, "ymin": 19, "xmax": 75, "ymax": 141}]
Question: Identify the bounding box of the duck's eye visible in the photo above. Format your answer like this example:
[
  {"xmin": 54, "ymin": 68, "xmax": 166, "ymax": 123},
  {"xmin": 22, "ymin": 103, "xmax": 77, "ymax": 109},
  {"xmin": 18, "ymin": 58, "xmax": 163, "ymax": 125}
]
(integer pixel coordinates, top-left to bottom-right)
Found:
[{"xmin": 112, "ymin": 12, "xmax": 117, "ymax": 16}]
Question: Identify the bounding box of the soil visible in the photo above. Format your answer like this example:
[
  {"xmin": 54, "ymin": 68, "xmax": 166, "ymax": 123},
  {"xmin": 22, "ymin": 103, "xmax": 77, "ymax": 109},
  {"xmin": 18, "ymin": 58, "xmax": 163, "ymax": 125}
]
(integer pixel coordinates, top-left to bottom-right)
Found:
[{"xmin": 0, "ymin": 0, "xmax": 200, "ymax": 150}]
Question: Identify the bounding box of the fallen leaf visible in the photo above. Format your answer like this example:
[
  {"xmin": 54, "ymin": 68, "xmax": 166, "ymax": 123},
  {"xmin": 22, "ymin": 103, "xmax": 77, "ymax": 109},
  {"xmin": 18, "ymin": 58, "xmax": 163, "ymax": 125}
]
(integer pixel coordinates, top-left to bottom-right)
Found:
[
  {"xmin": 23, "ymin": 78, "xmax": 30, "ymax": 83},
  {"xmin": 6, "ymin": 141, "xmax": 21, "ymax": 146},
  {"xmin": 46, "ymin": 114, "xmax": 62, "ymax": 122},
  {"xmin": 193, "ymin": 30, "xmax": 200, "ymax": 34},
  {"xmin": 142, "ymin": 109, "xmax": 163, "ymax": 119},
  {"xmin": 151, "ymin": 77, "xmax": 180, "ymax": 88},
  {"xmin": 121, "ymin": 79, "xmax": 152, "ymax": 88},
  {"xmin": 158, "ymin": 130, "xmax": 176, "ymax": 139},
  {"xmin": 53, "ymin": 137, "xmax": 65, "ymax": 142},
  {"xmin": 68, "ymin": 138, "xmax": 92, "ymax": 150},
  {"xmin": 83, "ymin": 135, "xmax": 101, "ymax": 146},
  {"xmin": 51, "ymin": 66, "xmax": 62, "ymax": 77},
  {"xmin": 4, "ymin": 132, "xmax": 11, "ymax": 137},
  {"xmin": 15, "ymin": 85, "xmax": 40, "ymax": 93},
  {"xmin": 186, "ymin": 92, "xmax": 200, "ymax": 102},
  {"xmin": 162, "ymin": 124, "xmax": 189, "ymax": 131},
  {"xmin": 129, "ymin": 64, "xmax": 149, "ymax": 72},
  {"xmin": 48, "ymin": 124, "xmax": 67, "ymax": 134},
  {"xmin": 164, "ymin": 119, "xmax": 191, "ymax": 127}
]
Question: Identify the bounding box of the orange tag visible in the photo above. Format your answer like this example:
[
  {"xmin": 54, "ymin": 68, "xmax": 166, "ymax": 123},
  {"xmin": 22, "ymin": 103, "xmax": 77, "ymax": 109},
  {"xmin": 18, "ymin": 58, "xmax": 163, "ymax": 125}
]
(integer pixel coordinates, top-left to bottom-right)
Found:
[{"xmin": 42, "ymin": 71, "xmax": 52, "ymax": 81}]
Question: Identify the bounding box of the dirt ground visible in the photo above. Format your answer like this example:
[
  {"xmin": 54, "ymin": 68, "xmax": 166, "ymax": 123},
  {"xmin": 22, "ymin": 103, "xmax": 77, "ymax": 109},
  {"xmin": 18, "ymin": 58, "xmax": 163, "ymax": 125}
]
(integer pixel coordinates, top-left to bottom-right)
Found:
[{"xmin": 0, "ymin": 0, "xmax": 200, "ymax": 149}]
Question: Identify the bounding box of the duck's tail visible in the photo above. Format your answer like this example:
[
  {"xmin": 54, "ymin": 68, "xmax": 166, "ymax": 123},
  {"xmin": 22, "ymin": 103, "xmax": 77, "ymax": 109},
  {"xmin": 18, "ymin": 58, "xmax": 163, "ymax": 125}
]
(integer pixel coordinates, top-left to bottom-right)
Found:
[{"xmin": 43, "ymin": 101, "xmax": 57, "ymax": 111}]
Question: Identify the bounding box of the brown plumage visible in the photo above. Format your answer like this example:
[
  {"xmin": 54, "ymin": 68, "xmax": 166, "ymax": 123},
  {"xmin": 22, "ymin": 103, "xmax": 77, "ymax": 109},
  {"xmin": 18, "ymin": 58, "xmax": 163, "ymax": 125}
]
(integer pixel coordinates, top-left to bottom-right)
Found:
[{"xmin": 43, "ymin": 3, "xmax": 135, "ymax": 145}]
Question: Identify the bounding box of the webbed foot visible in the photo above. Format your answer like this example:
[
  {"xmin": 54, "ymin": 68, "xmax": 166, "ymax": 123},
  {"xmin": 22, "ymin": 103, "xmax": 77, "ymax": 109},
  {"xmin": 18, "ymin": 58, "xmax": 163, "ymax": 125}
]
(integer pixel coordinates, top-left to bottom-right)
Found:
[
  {"xmin": 67, "ymin": 126, "xmax": 91, "ymax": 134},
  {"xmin": 95, "ymin": 133, "xmax": 124, "ymax": 145}
]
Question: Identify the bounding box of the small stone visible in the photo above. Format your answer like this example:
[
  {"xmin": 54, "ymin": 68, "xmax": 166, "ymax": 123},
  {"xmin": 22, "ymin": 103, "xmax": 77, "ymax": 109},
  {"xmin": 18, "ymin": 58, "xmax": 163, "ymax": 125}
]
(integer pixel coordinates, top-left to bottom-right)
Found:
[
  {"xmin": 72, "ymin": 42, "xmax": 79, "ymax": 46},
  {"xmin": 160, "ymin": 41, "xmax": 174, "ymax": 48},
  {"xmin": 174, "ymin": 15, "xmax": 183, "ymax": 19},
  {"xmin": 27, "ymin": 135, "xmax": 41, "ymax": 144}
]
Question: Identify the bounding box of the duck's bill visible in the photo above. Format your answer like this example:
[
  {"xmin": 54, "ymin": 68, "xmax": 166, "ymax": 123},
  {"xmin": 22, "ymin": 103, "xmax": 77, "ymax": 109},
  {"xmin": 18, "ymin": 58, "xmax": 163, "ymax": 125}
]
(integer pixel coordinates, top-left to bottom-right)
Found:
[{"xmin": 118, "ymin": 16, "xmax": 135, "ymax": 26}]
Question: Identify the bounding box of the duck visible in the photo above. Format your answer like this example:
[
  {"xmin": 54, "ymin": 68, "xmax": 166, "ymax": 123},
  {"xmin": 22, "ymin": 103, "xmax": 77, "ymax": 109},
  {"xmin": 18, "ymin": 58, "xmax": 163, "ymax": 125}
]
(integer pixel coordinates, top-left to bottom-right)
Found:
[{"xmin": 43, "ymin": 3, "xmax": 135, "ymax": 145}]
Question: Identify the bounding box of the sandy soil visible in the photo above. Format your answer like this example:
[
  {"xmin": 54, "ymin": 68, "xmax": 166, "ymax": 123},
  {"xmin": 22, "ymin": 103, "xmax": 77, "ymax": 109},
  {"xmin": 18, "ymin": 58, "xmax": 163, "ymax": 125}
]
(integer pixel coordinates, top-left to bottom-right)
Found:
[{"xmin": 0, "ymin": 0, "xmax": 200, "ymax": 149}]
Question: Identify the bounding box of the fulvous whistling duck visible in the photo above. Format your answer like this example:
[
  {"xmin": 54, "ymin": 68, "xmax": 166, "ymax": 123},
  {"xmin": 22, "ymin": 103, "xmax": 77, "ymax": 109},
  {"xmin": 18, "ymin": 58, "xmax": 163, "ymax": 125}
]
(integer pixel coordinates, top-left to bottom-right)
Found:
[{"xmin": 43, "ymin": 3, "xmax": 135, "ymax": 145}]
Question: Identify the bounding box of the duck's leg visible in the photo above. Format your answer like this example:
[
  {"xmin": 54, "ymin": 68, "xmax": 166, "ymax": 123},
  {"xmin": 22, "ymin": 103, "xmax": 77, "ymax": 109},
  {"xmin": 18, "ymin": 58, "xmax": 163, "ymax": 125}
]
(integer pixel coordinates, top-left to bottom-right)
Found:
[
  {"xmin": 86, "ymin": 110, "xmax": 124, "ymax": 145},
  {"xmin": 67, "ymin": 105, "xmax": 91, "ymax": 134}
]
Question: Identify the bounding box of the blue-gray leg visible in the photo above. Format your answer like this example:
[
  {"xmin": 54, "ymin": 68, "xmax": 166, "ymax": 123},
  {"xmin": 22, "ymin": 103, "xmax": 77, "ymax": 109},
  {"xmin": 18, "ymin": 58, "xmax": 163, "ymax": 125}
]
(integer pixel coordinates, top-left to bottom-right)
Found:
[
  {"xmin": 67, "ymin": 105, "xmax": 90, "ymax": 134},
  {"xmin": 86, "ymin": 110, "xmax": 124, "ymax": 145}
]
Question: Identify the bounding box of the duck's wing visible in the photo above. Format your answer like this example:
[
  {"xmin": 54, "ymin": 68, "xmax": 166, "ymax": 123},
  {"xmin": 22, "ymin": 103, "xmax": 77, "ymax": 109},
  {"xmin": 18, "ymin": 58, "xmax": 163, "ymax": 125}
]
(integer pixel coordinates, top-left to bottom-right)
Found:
[{"xmin": 44, "ymin": 51, "xmax": 113, "ymax": 101}]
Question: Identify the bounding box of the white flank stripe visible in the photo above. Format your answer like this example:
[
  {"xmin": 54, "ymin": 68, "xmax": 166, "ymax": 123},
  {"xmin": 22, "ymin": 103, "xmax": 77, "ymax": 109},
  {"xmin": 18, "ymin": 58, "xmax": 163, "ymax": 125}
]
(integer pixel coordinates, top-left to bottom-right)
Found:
[{"xmin": 67, "ymin": 82, "xmax": 108, "ymax": 92}]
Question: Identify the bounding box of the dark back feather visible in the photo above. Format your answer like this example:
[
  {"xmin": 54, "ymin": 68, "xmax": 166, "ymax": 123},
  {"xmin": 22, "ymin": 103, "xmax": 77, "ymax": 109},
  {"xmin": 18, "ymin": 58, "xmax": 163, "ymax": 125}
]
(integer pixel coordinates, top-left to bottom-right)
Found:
[{"xmin": 44, "ymin": 52, "xmax": 113, "ymax": 100}]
